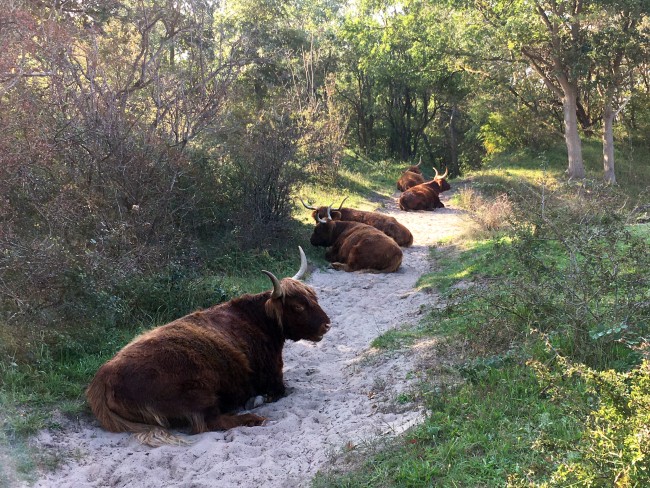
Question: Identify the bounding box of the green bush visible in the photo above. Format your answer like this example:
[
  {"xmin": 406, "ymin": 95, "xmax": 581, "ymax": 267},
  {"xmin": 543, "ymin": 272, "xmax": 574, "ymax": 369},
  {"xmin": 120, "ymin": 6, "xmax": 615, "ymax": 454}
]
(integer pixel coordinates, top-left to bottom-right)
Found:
[{"xmin": 540, "ymin": 362, "xmax": 650, "ymax": 487}]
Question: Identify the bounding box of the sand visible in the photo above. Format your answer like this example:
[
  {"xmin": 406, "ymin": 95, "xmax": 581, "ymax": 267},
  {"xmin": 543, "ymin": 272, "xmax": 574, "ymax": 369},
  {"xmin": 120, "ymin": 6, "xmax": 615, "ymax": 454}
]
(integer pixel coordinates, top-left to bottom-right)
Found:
[{"xmin": 22, "ymin": 192, "xmax": 472, "ymax": 488}]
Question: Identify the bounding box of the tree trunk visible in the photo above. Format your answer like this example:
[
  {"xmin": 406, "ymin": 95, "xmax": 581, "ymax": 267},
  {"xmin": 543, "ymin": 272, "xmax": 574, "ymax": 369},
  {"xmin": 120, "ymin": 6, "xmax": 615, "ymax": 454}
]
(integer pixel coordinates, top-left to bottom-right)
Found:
[
  {"xmin": 561, "ymin": 83, "xmax": 586, "ymax": 179},
  {"xmin": 449, "ymin": 106, "xmax": 458, "ymax": 175},
  {"xmin": 602, "ymin": 101, "xmax": 616, "ymax": 184}
]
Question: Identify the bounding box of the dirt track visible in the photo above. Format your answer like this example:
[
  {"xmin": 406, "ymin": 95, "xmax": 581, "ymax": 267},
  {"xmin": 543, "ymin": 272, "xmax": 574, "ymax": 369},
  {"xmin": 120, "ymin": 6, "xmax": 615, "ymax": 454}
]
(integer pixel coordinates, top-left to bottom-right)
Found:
[{"xmin": 23, "ymin": 192, "xmax": 472, "ymax": 488}]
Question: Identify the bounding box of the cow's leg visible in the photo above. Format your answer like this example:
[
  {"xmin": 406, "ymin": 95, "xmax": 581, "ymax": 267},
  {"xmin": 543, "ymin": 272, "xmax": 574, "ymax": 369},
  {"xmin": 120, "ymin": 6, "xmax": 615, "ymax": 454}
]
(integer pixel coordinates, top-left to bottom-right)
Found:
[
  {"xmin": 206, "ymin": 413, "xmax": 266, "ymax": 430},
  {"xmin": 196, "ymin": 406, "xmax": 266, "ymax": 432},
  {"xmin": 330, "ymin": 262, "xmax": 351, "ymax": 272},
  {"xmin": 324, "ymin": 249, "xmax": 338, "ymax": 262},
  {"xmin": 264, "ymin": 383, "xmax": 286, "ymax": 403}
]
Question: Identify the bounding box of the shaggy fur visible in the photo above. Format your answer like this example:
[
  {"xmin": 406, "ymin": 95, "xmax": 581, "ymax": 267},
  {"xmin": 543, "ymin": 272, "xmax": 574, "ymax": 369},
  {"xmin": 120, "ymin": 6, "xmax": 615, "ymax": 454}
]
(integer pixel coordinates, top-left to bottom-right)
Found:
[
  {"xmin": 398, "ymin": 176, "xmax": 451, "ymax": 211},
  {"xmin": 86, "ymin": 279, "xmax": 330, "ymax": 446},
  {"xmin": 310, "ymin": 220, "xmax": 403, "ymax": 273},
  {"xmin": 310, "ymin": 207, "xmax": 413, "ymax": 247},
  {"xmin": 397, "ymin": 165, "xmax": 425, "ymax": 192}
]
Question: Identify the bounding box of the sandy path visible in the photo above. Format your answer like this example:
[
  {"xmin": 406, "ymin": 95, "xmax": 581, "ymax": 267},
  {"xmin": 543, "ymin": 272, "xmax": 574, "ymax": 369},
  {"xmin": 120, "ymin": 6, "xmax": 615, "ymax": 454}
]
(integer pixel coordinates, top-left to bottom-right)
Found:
[{"xmin": 25, "ymin": 193, "xmax": 471, "ymax": 488}]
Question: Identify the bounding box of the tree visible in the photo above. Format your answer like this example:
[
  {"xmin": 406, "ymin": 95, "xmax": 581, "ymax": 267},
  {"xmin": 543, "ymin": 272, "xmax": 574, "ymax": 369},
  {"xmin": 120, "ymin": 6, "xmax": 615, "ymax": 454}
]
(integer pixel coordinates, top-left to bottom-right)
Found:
[
  {"xmin": 469, "ymin": 0, "xmax": 597, "ymax": 179},
  {"xmin": 464, "ymin": 0, "xmax": 650, "ymax": 182},
  {"xmin": 339, "ymin": 0, "xmax": 468, "ymax": 166},
  {"xmin": 590, "ymin": 0, "xmax": 650, "ymax": 184}
]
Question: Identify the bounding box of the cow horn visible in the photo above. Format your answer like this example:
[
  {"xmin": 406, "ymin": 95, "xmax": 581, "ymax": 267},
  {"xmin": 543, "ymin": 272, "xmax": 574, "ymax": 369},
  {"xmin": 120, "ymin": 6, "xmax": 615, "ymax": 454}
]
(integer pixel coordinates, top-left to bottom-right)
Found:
[
  {"xmin": 261, "ymin": 270, "xmax": 283, "ymax": 300},
  {"xmin": 292, "ymin": 246, "xmax": 308, "ymax": 280},
  {"xmin": 416, "ymin": 156, "xmax": 422, "ymax": 167},
  {"xmin": 299, "ymin": 197, "xmax": 317, "ymax": 210},
  {"xmin": 327, "ymin": 206, "xmax": 333, "ymax": 220},
  {"xmin": 433, "ymin": 166, "xmax": 440, "ymax": 178},
  {"xmin": 317, "ymin": 214, "xmax": 328, "ymax": 224},
  {"xmin": 337, "ymin": 196, "xmax": 349, "ymax": 210},
  {"xmin": 441, "ymin": 167, "xmax": 449, "ymax": 179}
]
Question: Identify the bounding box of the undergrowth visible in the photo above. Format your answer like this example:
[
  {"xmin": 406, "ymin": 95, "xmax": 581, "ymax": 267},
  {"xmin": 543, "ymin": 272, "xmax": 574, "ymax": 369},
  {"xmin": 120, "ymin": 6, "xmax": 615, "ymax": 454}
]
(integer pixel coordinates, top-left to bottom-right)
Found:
[
  {"xmin": 0, "ymin": 151, "xmax": 407, "ymax": 481},
  {"xmin": 316, "ymin": 162, "xmax": 650, "ymax": 487}
]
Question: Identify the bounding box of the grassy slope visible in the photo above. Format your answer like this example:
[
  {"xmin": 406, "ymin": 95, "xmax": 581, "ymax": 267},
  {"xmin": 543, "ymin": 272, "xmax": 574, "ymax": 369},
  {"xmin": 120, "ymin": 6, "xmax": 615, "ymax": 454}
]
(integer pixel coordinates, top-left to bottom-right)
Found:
[{"xmin": 314, "ymin": 143, "xmax": 650, "ymax": 487}]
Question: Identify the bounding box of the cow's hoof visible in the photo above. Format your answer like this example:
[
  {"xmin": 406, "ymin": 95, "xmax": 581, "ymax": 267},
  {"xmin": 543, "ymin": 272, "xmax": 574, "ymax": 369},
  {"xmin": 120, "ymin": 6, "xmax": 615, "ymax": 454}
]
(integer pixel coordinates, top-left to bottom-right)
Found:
[{"xmin": 244, "ymin": 395, "xmax": 265, "ymax": 410}]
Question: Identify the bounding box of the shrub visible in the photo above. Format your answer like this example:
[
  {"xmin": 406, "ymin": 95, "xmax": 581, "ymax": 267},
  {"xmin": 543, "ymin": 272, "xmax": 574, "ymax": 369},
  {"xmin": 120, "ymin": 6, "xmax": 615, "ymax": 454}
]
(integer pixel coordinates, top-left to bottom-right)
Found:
[
  {"xmin": 544, "ymin": 362, "xmax": 650, "ymax": 487},
  {"xmin": 456, "ymin": 187, "xmax": 514, "ymax": 232}
]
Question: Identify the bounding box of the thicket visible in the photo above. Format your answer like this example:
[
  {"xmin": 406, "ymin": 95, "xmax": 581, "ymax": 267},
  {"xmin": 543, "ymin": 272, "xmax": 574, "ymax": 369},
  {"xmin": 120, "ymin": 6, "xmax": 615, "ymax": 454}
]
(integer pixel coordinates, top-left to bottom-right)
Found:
[
  {"xmin": 457, "ymin": 186, "xmax": 649, "ymax": 485},
  {"xmin": 0, "ymin": 1, "xmax": 347, "ymax": 362}
]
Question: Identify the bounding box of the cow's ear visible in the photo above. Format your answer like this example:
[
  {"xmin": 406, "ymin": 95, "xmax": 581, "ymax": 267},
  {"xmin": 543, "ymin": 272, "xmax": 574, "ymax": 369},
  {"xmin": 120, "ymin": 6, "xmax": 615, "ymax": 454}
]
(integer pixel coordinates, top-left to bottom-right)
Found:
[{"xmin": 331, "ymin": 211, "xmax": 342, "ymax": 220}]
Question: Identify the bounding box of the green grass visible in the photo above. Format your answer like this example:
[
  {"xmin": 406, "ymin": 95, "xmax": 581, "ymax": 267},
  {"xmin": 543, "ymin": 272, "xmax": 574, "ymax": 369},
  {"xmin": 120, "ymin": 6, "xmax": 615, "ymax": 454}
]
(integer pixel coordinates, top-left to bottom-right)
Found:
[
  {"xmin": 370, "ymin": 325, "xmax": 425, "ymax": 351},
  {"xmin": 416, "ymin": 237, "xmax": 516, "ymax": 294},
  {"xmin": 314, "ymin": 361, "xmax": 585, "ymax": 487},
  {"xmin": 0, "ymin": 149, "xmax": 408, "ymax": 479},
  {"xmin": 315, "ymin": 150, "xmax": 650, "ymax": 487},
  {"xmin": 482, "ymin": 140, "xmax": 650, "ymax": 202}
]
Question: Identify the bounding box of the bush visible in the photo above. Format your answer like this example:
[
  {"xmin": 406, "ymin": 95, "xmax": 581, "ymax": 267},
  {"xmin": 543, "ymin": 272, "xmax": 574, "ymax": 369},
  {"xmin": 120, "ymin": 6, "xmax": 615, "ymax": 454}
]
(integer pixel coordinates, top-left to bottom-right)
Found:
[
  {"xmin": 540, "ymin": 362, "xmax": 650, "ymax": 487},
  {"xmin": 455, "ymin": 187, "xmax": 514, "ymax": 232}
]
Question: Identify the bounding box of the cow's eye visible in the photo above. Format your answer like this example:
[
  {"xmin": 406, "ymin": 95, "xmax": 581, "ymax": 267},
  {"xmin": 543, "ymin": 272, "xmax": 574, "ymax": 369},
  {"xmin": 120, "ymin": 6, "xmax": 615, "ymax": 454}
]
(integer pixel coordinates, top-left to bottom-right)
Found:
[{"xmin": 293, "ymin": 304, "xmax": 305, "ymax": 312}]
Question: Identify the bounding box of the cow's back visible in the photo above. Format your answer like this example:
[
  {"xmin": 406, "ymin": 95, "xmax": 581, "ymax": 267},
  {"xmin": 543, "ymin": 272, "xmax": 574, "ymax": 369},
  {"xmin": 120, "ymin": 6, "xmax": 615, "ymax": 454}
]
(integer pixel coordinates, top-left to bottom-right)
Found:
[
  {"xmin": 100, "ymin": 317, "xmax": 255, "ymax": 418},
  {"xmin": 335, "ymin": 224, "xmax": 403, "ymax": 272},
  {"xmin": 399, "ymin": 185, "xmax": 442, "ymax": 211},
  {"xmin": 397, "ymin": 171, "xmax": 425, "ymax": 191},
  {"xmin": 339, "ymin": 209, "xmax": 413, "ymax": 247}
]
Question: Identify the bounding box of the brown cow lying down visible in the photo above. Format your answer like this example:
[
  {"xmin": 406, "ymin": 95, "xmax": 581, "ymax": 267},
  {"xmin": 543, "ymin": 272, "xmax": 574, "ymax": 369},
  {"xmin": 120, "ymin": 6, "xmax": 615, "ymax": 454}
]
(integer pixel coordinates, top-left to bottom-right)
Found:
[
  {"xmin": 86, "ymin": 247, "xmax": 330, "ymax": 446},
  {"xmin": 301, "ymin": 197, "xmax": 413, "ymax": 247},
  {"xmin": 399, "ymin": 167, "xmax": 451, "ymax": 211},
  {"xmin": 310, "ymin": 211, "xmax": 403, "ymax": 272},
  {"xmin": 397, "ymin": 159, "xmax": 425, "ymax": 191}
]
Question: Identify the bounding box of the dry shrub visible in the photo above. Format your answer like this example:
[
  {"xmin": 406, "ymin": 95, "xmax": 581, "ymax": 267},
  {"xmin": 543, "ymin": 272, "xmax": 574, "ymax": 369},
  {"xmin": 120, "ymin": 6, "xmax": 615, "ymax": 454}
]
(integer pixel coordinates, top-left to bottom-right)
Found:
[{"xmin": 457, "ymin": 187, "xmax": 513, "ymax": 232}]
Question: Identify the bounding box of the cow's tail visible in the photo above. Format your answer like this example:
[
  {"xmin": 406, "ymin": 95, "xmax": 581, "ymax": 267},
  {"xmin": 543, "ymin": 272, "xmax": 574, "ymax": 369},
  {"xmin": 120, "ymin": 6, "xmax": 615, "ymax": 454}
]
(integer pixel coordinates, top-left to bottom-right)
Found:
[{"xmin": 85, "ymin": 373, "xmax": 192, "ymax": 447}]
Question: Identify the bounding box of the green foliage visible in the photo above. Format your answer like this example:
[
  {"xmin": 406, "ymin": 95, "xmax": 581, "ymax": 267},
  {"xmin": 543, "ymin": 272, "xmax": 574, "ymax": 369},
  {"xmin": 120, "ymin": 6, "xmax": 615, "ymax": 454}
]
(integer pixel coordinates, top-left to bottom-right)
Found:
[
  {"xmin": 480, "ymin": 111, "xmax": 558, "ymax": 156},
  {"xmin": 540, "ymin": 362, "xmax": 650, "ymax": 487},
  {"xmin": 317, "ymin": 162, "xmax": 649, "ymax": 487}
]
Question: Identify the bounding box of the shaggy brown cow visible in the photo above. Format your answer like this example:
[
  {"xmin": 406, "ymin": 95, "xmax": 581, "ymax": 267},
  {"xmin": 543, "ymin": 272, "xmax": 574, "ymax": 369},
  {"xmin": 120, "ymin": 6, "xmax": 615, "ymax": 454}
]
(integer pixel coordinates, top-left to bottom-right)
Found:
[
  {"xmin": 309, "ymin": 210, "xmax": 403, "ymax": 272},
  {"xmin": 86, "ymin": 247, "xmax": 330, "ymax": 446},
  {"xmin": 397, "ymin": 159, "xmax": 425, "ymax": 191},
  {"xmin": 301, "ymin": 197, "xmax": 413, "ymax": 247},
  {"xmin": 399, "ymin": 167, "xmax": 451, "ymax": 211}
]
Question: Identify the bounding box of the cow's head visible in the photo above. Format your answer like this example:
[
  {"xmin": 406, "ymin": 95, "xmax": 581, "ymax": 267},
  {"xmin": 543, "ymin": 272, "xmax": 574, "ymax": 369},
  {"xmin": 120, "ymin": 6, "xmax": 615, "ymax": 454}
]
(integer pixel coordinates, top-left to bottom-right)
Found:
[
  {"xmin": 405, "ymin": 157, "xmax": 423, "ymax": 174},
  {"xmin": 309, "ymin": 208, "xmax": 337, "ymax": 247},
  {"xmin": 433, "ymin": 167, "xmax": 451, "ymax": 192},
  {"xmin": 300, "ymin": 197, "xmax": 346, "ymax": 222},
  {"xmin": 262, "ymin": 247, "xmax": 330, "ymax": 342}
]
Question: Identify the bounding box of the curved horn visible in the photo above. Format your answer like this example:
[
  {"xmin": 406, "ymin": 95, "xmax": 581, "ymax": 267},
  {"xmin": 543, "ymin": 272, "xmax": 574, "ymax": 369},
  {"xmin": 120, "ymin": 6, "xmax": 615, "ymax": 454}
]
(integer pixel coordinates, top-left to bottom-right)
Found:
[
  {"xmin": 317, "ymin": 213, "xmax": 328, "ymax": 224},
  {"xmin": 337, "ymin": 196, "xmax": 349, "ymax": 211},
  {"xmin": 299, "ymin": 197, "xmax": 317, "ymax": 210},
  {"xmin": 261, "ymin": 270, "xmax": 283, "ymax": 300},
  {"xmin": 441, "ymin": 167, "xmax": 449, "ymax": 179},
  {"xmin": 432, "ymin": 166, "xmax": 440, "ymax": 178},
  {"xmin": 292, "ymin": 246, "xmax": 308, "ymax": 280},
  {"xmin": 327, "ymin": 206, "xmax": 333, "ymax": 220},
  {"xmin": 416, "ymin": 156, "xmax": 422, "ymax": 167}
]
